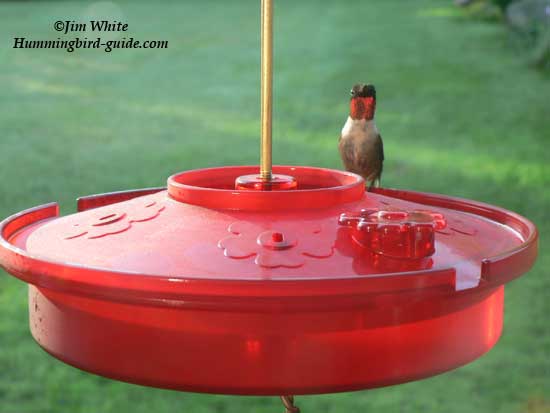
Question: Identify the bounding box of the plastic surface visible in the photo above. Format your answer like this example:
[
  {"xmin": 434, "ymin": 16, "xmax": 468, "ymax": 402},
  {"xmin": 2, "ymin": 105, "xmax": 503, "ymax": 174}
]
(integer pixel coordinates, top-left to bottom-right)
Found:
[{"xmin": 0, "ymin": 165, "xmax": 538, "ymax": 395}]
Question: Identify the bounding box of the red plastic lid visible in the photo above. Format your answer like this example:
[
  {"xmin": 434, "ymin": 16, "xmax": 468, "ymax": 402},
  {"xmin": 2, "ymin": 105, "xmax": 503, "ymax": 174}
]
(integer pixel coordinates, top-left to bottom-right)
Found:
[{"xmin": 0, "ymin": 166, "xmax": 537, "ymax": 310}]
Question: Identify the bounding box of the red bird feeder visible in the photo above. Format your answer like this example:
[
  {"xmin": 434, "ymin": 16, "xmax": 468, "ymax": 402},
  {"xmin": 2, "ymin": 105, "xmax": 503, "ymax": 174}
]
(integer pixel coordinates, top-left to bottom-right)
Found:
[
  {"xmin": 0, "ymin": 1, "xmax": 539, "ymax": 412},
  {"xmin": 0, "ymin": 166, "xmax": 539, "ymax": 399}
]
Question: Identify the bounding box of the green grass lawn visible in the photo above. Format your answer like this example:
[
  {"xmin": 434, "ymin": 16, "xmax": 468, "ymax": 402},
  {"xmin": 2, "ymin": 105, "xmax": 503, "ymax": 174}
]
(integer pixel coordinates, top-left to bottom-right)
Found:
[{"xmin": 0, "ymin": 0, "xmax": 549, "ymax": 412}]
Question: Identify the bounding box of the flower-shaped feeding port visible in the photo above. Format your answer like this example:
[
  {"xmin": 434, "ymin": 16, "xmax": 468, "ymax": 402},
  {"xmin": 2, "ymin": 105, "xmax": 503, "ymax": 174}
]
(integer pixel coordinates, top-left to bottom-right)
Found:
[
  {"xmin": 377, "ymin": 201, "xmax": 476, "ymax": 237},
  {"xmin": 64, "ymin": 199, "xmax": 165, "ymax": 240},
  {"xmin": 218, "ymin": 221, "xmax": 334, "ymax": 268},
  {"xmin": 338, "ymin": 208, "xmax": 447, "ymax": 259}
]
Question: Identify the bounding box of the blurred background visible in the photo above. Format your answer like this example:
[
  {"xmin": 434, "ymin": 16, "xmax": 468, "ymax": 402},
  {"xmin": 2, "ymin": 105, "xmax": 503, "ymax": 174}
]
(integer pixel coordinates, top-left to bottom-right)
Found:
[{"xmin": 0, "ymin": 0, "xmax": 549, "ymax": 412}]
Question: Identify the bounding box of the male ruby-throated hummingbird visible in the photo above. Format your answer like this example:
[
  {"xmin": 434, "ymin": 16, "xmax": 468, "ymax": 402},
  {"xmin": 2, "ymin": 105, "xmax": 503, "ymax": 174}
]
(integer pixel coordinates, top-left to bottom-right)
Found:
[{"xmin": 339, "ymin": 83, "xmax": 384, "ymax": 190}]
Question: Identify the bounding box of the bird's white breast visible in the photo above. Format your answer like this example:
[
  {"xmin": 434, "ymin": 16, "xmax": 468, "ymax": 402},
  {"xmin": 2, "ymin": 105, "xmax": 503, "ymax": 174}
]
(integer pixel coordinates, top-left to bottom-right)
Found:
[{"xmin": 341, "ymin": 117, "xmax": 378, "ymax": 141}]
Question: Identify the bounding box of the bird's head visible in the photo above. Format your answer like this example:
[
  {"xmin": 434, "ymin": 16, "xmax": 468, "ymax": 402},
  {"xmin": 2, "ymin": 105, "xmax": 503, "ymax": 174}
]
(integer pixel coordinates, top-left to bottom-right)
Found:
[{"xmin": 349, "ymin": 83, "xmax": 376, "ymax": 120}]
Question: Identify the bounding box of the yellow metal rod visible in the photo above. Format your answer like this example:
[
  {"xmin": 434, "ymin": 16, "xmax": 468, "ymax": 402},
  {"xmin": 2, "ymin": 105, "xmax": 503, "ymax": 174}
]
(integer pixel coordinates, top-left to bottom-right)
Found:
[{"xmin": 260, "ymin": 0, "xmax": 273, "ymax": 180}]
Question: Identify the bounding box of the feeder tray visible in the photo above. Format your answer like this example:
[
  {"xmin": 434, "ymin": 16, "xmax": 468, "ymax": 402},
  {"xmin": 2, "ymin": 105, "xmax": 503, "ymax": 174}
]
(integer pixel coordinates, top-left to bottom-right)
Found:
[{"xmin": 0, "ymin": 165, "xmax": 538, "ymax": 395}]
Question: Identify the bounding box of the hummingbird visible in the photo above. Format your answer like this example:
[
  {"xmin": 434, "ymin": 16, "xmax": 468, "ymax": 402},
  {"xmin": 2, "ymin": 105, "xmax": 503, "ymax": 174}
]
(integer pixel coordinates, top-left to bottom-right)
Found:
[{"xmin": 339, "ymin": 83, "xmax": 384, "ymax": 190}]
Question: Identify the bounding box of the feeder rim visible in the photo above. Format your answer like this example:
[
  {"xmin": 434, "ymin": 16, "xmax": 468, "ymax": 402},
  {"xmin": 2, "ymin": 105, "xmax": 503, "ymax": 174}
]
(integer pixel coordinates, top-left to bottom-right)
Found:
[
  {"xmin": 0, "ymin": 186, "xmax": 537, "ymax": 311},
  {"xmin": 166, "ymin": 165, "xmax": 366, "ymax": 210}
]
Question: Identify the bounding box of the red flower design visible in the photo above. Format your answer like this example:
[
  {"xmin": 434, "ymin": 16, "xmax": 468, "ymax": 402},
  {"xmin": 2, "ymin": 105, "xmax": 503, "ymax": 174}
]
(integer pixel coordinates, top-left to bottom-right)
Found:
[
  {"xmin": 64, "ymin": 199, "xmax": 165, "ymax": 240},
  {"xmin": 218, "ymin": 221, "xmax": 334, "ymax": 269},
  {"xmin": 338, "ymin": 208, "xmax": 447, "ymax": 259}
]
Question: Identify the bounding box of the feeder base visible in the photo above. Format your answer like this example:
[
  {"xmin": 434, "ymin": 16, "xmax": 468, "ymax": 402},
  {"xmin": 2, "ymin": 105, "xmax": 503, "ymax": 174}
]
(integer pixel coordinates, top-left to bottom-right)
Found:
[{"xmin": 29, "ymin": 285, "xmax": 503, "ymax": 395}]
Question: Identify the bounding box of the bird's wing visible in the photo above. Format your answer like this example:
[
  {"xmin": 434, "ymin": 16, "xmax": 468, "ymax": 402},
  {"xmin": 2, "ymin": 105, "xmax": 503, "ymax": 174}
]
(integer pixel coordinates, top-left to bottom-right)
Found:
[
  {"xmin": 378, "ymin": 133, "xmax": 384, "ymax": 161},
  {"xmin": 355, "ymin": 134, "xmax": 384, "ymax": 181},
  {"xmin": 376, "ymin": 133, "xmax": 384, "ymax": 180}
]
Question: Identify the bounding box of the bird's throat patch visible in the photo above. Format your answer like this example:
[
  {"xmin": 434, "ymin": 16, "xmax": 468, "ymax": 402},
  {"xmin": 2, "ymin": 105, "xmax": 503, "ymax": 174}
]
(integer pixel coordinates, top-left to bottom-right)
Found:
[{"xmin": 350, "ymin": 97, "xmax": 375, "ymax": 120}]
